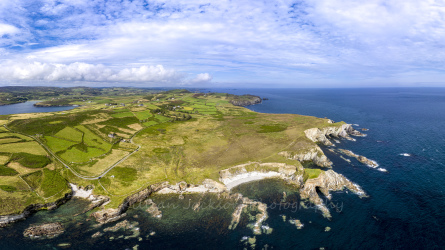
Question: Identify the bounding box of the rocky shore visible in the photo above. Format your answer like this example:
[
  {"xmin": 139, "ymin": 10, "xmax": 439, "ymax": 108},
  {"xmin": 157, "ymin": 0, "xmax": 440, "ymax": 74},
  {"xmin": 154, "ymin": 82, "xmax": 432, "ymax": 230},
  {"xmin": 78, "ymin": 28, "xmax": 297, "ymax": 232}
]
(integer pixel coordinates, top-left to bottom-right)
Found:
[
  {"xmin": 23, "ymin": 222, "xmax": 65, "ymax": 239},
  {"xmin": 0, "ymin": 120, "xmax": 370, "ymax": 233},
  {"xmin": 304, "ymin": 123, "xmax": 366, "ymax": 146},
  {"xmin": 0, "ymin": 192, "xmax": 73, "ymax": 228},
  {"xmin": 300, "ymin": 169, "xmax": 367, "ymax": 218},
  {"xmin": 338, "ymin": 149, "xmax": 379, "ymax": 168},
  {"xmin": 229, "ymin": 95, "xmax": 262, "ymax": 106}
]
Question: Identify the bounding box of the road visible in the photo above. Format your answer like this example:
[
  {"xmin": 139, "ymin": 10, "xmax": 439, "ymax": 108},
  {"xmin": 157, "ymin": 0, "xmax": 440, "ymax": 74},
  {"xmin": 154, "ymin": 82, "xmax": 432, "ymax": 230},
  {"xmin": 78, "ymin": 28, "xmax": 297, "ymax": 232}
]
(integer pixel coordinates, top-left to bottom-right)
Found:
[{"xmin": 3, "ymin": 125, "xmax": 142, "ymax": 181}]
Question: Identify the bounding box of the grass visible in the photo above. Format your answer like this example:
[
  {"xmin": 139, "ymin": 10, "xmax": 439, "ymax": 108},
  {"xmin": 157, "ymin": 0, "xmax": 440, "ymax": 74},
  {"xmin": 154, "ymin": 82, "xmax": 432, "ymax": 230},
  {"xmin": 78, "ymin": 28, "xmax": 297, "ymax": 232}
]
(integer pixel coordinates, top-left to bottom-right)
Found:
[
  {"xmin": 111, "ymin": 112, "xmax": 134, "ymax": 118},
  {"xmin": 0, "ymin": 155, "xmax": 9, "ymax": 165},
  {"xmin": 0, "ymin": 138, "xmax": 24, "ymax": 144},
  {"xmin": 0, "ymin": 185, "xmax": 17, "ymax": 192},
  {"xmin": 54, "ymin": 127, "xmax": 83, "ymax": 142},
  {"xmin": 0, "ymin": 141, "xmax": 47, "ymax": 155},
  {"xmin": 304, "ymin": 168, "xmax": 322, "ymax": 181},
  {"xmin": 0, "ymin": 89, "xmax": 344, "ymax": 215},
  {"xmin": 257, "ymin": 124, "xmax": 288, "ymax": 133},
  {"xmin": 11, "ymin": 152, "xmax": 51, "ymax": 169},
  {"xmin": 107, "ymin": 167, "xmax": 137, "ymax": 186},
  {"xmin": 22, "ymin": 170, "xmax": 43, "ymax": 190},
  {"xmin": 79, "ymin": 149, "xmax": 129, "ymax": 176},
  {"xmin": 143, "ymin": 121, "xmax": 158, "ymax": 127},
  {"xmin": 154, "ymin": 114, "xmax": 172, "ymax": 123},
  {"xmin": 40, "ymin": 169, "xmax": 68, "ymax": 197},
  {"xmin": 75, "ymin": 125, "xmax": 112, "ymax": 151},
  {"xmin": 0, "ymin": 165, "xmax": 19, "ymax": 176},
  {"xmin": 99, "ymin": 116, "xmax": 140, "ymax": 129},
  {"xmin": 45, "ymin": 136, "xmax": 77, "ymax": 152},
  {"xmin": 134, "ymin": 111, "xmax": 153, "ymax": 120},
  {"xmin": 60, "ymin": 147, "xmax": 105, "ymax": 163}
]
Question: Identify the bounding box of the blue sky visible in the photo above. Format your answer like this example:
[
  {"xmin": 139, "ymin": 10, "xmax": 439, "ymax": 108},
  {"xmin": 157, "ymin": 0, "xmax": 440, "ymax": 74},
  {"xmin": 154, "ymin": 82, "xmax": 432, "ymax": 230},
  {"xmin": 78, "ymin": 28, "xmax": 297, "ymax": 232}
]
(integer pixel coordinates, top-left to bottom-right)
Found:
[{"xmin": 0, "ymin": 0, "xmax": 444, "ymax": 87}]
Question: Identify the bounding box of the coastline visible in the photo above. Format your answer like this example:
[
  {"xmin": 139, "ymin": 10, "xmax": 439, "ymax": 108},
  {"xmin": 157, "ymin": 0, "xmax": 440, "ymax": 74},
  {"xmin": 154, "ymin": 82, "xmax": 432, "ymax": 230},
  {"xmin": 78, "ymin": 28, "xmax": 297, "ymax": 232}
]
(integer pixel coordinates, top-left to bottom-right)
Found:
[{"xmin": 0, "ymin": 104, "xmax": 370, "ymax": 231}]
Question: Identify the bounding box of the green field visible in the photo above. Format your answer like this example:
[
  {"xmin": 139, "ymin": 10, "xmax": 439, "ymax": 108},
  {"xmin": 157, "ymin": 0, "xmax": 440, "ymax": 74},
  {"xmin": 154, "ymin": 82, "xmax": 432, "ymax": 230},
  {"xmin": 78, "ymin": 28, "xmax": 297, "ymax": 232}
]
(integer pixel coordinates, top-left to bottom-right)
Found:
[
  {"xmin": 11, "ymin": 152, "xmax": 51, "ymax": 169},
  {"xmin": 0, "ymin": 165, "xmax": 18, "ymax": 176},
  {"xmin": 54, "ymin": 127, "xmax": 83, "ymax": 142},
  {"xmin": 134, "ymin": 111, "xmax": 153, "ymax": 120},
  {"xmin": 111, "ymin": 112, "xmax": 134, "ymax": 118},
  {"xmin": 0, "ymin": 88, "xmax": 347, "ymax": 217},
  {"xmin": 75, "ymin": 125, "xmax": 112, "ymax": 151},
  {"xmin": 45, "ymin": 136, "xmax": 77, "ymax": 152}
]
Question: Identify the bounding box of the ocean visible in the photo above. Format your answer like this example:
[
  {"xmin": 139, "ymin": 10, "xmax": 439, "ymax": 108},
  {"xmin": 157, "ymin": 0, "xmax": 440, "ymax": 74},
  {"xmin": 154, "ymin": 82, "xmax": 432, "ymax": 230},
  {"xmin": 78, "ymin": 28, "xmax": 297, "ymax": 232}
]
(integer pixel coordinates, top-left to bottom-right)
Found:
[{"xmin": 0, "ymin": 88, "xmax": 444, "ymax": 249}]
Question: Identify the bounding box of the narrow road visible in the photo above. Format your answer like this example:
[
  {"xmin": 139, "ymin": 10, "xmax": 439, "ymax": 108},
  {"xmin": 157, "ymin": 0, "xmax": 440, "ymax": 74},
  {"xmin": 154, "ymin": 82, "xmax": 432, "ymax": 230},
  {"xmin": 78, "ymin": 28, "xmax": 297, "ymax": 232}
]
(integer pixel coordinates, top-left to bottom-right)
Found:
[{"xmin": 3, "ymin": 125, "xmax": 142, "ymax": 180}]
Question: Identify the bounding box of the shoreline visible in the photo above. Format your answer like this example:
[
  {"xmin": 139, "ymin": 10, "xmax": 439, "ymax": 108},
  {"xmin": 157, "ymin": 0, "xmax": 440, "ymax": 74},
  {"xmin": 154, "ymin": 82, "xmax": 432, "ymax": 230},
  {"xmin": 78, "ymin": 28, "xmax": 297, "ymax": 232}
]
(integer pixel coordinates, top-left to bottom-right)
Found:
[{"xmin": 0, "ymin": 122, "xmax": 368, "ymax": 227}]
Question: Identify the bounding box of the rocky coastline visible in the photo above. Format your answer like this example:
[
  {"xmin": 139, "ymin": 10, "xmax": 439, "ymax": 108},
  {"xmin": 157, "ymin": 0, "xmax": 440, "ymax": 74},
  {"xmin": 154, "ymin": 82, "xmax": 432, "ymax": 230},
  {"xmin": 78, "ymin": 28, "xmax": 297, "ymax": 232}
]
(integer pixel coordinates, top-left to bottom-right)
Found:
[
  {"xmin": 0, "ymin": 192, "xmax": 73, "ymax": 228},
  {"xmin": 229, "ymin": 95, "xmax": 262, "ymax": 106},
  {"xmin": 0, "ymin": 121, "xmax": 371, "ymax": 237}
]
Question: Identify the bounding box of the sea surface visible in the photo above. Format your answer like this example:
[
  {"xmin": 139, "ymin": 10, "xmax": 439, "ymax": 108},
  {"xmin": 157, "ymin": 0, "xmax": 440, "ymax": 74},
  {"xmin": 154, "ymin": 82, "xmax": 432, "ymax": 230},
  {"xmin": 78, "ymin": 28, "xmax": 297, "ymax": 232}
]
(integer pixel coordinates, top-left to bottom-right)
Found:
[
  {"xmin": 1, "ymin": 88, "xmax": 444, "ymax": 249},
  {"xmin": 0, "ymin": 101, "xmax": 75, "ymax": 115}
]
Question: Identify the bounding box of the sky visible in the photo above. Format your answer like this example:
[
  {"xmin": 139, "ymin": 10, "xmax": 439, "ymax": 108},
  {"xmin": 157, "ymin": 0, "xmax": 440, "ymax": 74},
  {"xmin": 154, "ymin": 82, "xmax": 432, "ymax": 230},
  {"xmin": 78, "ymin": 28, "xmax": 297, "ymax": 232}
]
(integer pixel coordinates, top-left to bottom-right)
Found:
[{"xmin": 0, "ymin": 0, "xmax": 445, "ymax": 88}]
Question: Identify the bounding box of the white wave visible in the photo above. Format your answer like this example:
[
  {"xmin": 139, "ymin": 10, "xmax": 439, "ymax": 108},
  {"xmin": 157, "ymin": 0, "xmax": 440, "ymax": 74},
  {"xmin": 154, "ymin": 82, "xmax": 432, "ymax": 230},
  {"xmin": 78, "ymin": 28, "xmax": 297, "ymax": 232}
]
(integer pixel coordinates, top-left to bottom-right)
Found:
[
  {"xmin": 399, "ymin": 153, "xmax": 411, "ymax": 157},
  {"xmin": 377, "ymin": 168, "xmax": 388, "ymax": 172},
  {"xmin": 353, "ymin": 124, "xmax": 359, "ymax": 126}
]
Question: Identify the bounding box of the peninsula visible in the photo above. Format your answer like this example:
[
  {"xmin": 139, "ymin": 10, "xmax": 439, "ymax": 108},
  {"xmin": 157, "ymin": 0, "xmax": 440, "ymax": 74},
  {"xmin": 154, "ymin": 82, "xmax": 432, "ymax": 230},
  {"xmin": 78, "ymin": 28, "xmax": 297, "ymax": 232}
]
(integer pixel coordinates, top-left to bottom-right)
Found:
[{"xmin": 0, "ymin": 88, "xmax": 370, "ymax": 233}]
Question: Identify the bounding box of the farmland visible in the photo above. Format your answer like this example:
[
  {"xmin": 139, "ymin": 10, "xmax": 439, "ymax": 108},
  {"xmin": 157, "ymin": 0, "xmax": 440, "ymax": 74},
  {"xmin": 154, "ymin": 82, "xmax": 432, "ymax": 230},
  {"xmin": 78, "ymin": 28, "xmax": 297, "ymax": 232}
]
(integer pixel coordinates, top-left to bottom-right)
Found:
[{"xmin": 0, "ymin": 88, "xmax": 342, "ymax": 215}]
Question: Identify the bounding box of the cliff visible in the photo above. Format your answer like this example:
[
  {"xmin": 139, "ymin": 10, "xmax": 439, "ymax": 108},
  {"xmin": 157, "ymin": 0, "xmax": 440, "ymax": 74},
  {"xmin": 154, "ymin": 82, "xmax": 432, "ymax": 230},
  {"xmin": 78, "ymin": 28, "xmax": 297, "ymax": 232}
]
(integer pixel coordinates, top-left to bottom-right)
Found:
[
  {"xmin": 304, "ymin": 124, "xmax": 365, "ymax": 146},
  {"xmin": 300, "ymin": 170, "xmax": 367, "ymax": 219},
  {"xmin": 0, "ymin": 192, "xmax": 73, "ymax": 228},
  {"xmin": 92, "ymin": 182, "xmax": 169, "ymax": 224},
  {"xmin": 279, "ymin": 146, "xmax": 332, "ymax": 168},
  {"xmin": 229, "ymin": 95, "xmax": 262, "ymax": 106}
]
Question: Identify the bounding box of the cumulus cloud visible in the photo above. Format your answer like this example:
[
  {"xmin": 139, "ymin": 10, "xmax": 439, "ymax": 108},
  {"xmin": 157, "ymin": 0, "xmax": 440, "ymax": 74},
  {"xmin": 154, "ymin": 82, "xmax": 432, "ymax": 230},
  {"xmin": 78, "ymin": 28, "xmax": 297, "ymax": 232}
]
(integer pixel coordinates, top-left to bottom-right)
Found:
[
  {"xmin": 190, "ymin": 73, "xmax": 212, "ymax": 84},
  {"xmin": 0, "ymin": 61, "xmax": 192, "ymax": 84},
  {"xmin": 0, "ymin": 23, "xmax": 19, "ymax": 36},
  {"xmin": 0, "ymin": 0, "xmax": 444, "ymax": 86}
]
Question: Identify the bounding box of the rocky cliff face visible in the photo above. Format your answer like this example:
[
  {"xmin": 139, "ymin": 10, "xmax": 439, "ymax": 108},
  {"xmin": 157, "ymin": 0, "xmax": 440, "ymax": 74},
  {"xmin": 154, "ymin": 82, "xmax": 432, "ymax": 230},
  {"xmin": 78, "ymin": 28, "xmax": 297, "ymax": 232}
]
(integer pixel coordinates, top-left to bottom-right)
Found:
[
  {"xmin": 300, "ymin": 170, "xmax": 367, "ymax": 219},
  {"xmin": 0, "ymin": 192, "xmax": 73, "ymax": 228},
  {"xmin": 92, "ymin": 182, "xmax": 169, "ymax": 224},
  {"xmin": 279, "ymin": 146, "xmax": 332, "ymax": 168},
  {"xmin": 304, "ymin": 124, "xmax": 365, "ymax": 146},
  {"xmin": 230, "ymin": 95, "xmax": 262, "ymax": 106}
]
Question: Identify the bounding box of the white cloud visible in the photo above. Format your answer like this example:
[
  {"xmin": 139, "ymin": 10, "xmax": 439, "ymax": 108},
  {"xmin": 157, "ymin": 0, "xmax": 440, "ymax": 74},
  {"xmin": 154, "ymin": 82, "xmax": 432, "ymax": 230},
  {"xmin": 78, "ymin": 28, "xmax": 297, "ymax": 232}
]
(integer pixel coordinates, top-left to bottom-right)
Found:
[
  {"xmin": 0, "ymin": 0, "xmax": 445, "ymax": 86},
  {"xmin": 0, "ymin": 61, "xmax": 190, "ymax": 84},
  {"xmin": 190, "ymin": 73, "xmax": 212, "ymax": 83},
  {"xmin": 0, "ymin": 23, "xmax": 19, "ymax": 36}
]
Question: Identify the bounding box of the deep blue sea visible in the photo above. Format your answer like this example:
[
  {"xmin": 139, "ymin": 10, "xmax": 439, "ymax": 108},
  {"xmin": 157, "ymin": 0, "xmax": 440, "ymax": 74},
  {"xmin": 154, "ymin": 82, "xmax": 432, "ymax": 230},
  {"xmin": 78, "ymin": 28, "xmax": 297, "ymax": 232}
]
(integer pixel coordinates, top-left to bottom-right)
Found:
[{"xmin": 0, "ymin": 88, "xmax": 444, "ymax": 249}]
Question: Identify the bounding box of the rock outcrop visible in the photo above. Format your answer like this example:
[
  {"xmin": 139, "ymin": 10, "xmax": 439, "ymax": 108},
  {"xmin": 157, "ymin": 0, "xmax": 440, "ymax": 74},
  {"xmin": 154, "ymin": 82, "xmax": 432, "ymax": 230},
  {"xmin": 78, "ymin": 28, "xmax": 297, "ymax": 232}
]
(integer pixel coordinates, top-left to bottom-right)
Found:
[
  {"xmin": 304, "ymin": 124, "xmax": 366, "ymax": 146},
  {"xmin": 229, "ymin": 195, "xmax": 268, "ymax": 235},
  {"xmin": 229, "ymin": 95, "xmax": 262, "ymax": 106},
  {"xmin": 23, "ymin": 222, "xmax": 64, "ymax": 239},
  {"xmin": 91, "ymin": 182, "xmax": 169, "ymax": 224},
  {"xmin": 279, "ymin": 146, "xmax": 332, "ymax": 168},
  {"xmin": 338, "ymin": 149, "xmax": 379, "ymax": 168},
  {"xmin": 144, "ymin": 199, "xmax": 162, "ymax": 218},
  {"xmin": 300, "ymin": 170, "xmax": 367, "ymax": 219},
  {"xmin": 156, "ymin": 179, "xmax": 227, "ymax": 194}
]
